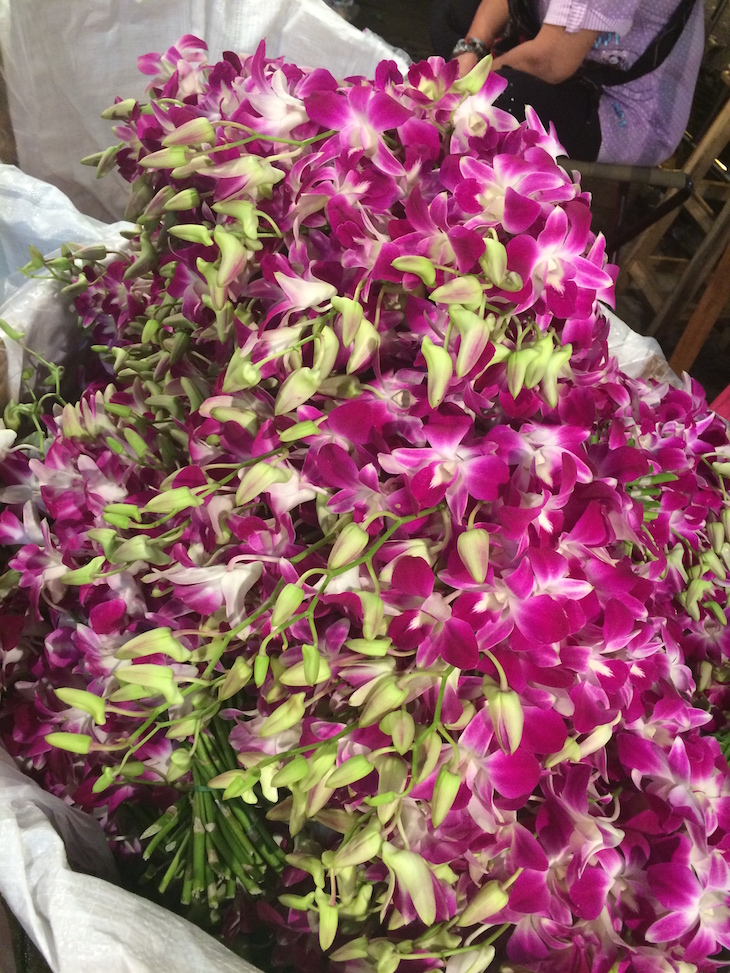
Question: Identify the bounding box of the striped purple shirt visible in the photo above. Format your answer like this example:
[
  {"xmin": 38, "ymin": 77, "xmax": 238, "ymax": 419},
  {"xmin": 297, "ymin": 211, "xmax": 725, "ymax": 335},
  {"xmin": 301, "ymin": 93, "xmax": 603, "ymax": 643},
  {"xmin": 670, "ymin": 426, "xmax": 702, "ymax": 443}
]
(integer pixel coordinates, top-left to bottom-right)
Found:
[{"xmin": 538, "ymin": 0, "xmax": 705, "ymax": 165}]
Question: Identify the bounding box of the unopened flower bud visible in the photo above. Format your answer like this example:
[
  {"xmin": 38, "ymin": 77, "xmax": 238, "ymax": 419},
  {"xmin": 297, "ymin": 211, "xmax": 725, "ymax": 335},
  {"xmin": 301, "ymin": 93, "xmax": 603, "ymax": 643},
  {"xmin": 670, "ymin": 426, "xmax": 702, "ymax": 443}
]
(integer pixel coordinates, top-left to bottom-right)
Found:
[
  {"xmin": 272, "ymin": 754, "xmax": 309, "ymax": 787},
  {"xmin": 708, "ymin": 521, "xmax": 725, "ymax": 554},
  {"xmin": 507, "ymin": 346, "xmax": 541, "ymax": 399},
  {"xmin": 450, "ymin": 305, "xmax": 494, "ymax": 377},
  {"xmin": 100, "ymin": 98, "xmax": 137, "ymax": 120},
  {"xmin": 115, "ymin": 664, "xmax": 184, "ymax": 705},
  {"xmin": 111, "ymin": 535, "xmax": 171, "ymax": 566},
  {"xmin": 213, "ymin": 200, "xmax": 259, "ymax": 239},
  {"xmin": 380, "ymin": 710, "xmax": 415, "ymax": 755},
  {"xmin": 359, "ymin": 591, "xmax": 385, "ymax": 640},
  {"xmin": 479, "ymin": 235, "xmax": 508, "ymax": 286},
  {"xmin": 484, "ymin": 683, "xmax": 524, "ymax": 754},
  {"xmin": 162, "ymin": 116, "xmax": 216, "ymax": 147},
  {"xmin": 279, "ymin": 420, "xmax": 322, "ymax": 443},
  {"xmin": 313, "ymin": 325, "xmax": 340, "ymax": 380},
  {"xmin": 431, "ymin": 765, "xmax": 461, "ymax": 826},
  {"xmin": 280, "ymin": 651, "xmax": 331, "ymax": 687},
  {"xmin": 421, "ymin": 335, "xmax": 453, "ymax": 408},
  {"xmin": 60, "ymin": 556, "xmax": 106, "ymax": 586},
  {"xmin": 545, "ymin": 737, "xmax": 582, "ymax": 768},
  {"xmin": 347, "ymin": 317, "xmax": 380, "ymax": 374},
  {"xmin": 523, "ymin": 334, "xmax": 555, "ymax": 389},
  {"xmin": 271, "ymin": 583, "xmax": 306, "ymax": 629},
  {"xmin": 315, "ymin": 888, "xmax": 339, "ymax": 951},
  {"xmin": 430, "ymin": 274, "xmax": 483, "ymax": 306},
  {"xmin": 163, "ymin": 188, "xmax": 201, "ymax": 211},
  {"xmin": 143, "ymin": 486, "xmax": 204, "ymax": 515},
  {"xmin": 445, "ymin": 945, "xmax": 496, "ymax": 973},
  {"xmin": 328, "ymin": 754, "xmax": 374, "ymax": 788},
  {"xmin": 236, "ymin": 460, "xmax": 292, "ymax": 506},
  {"xmin": 214, "ymin": 225, "xmax": 247, "ymax": 289},
  {"xmin": 332, "ymin": 295, "xmax": 365, "ymax": 345},
  {"xmin": 45, "ymin": 731, "xmax": 93, "ymax": 755},
  {"xmin": 334, "ymin": 823, "xmax": 383, "ymax": 869},
  {"xmin": 139, "ymin": 146, "xmax": 189, "ymax": 169},
  {"xmin": 168, "ymin": 223, "xmax": 214, "ymax": 246},
  {"xmin": 453, "ymin": 54, "xmax": 493, "ymax": 94},
  {"xmin": 116, "ymin": 627, "xmax": 190, "ymax": 662},
  {"xmin": 328, "ymin": 522, "xmax": 369, "ymax": 570},
  {"xmin": 578, "ymin": 713, "xmax": 621, "ymax": 758},
  {"xmin": 259, "ymin": 692, "xmax": 306, "ymax": 737},
  {"xmin": 55, "ymin": 688, "xmax": 106, "ymax": 726},
  {"xmin": 381, "ymin": 844, "xmax": 436, "ymax": 926},
  {"xmin": 218, "ymin": 657, "xmax": 253, "ymax": 700},
  {"xmin": 392, "ymin": 255, "xmax": 436, "ymax": 287},
  {"xmin": 330, "ymin": 937, "xmax": 369, "ymax": 962},
  {"xmin": 541, "ymin": 342, "xmax": 573, "ymax": 409},
  {"xmin": 458, "ymin": 528, "xmax": 490, "ymax": 583},
  {"xmin": 458, "ymin": 880, "xmax": 509, "ymax": 926},
  {"xmin": 275, "ymin": 366, "xmax": 321, "ymax": 415},
  {"xmin": 359, "ymin": 679, "xmax": 408, "ymax": 727}
]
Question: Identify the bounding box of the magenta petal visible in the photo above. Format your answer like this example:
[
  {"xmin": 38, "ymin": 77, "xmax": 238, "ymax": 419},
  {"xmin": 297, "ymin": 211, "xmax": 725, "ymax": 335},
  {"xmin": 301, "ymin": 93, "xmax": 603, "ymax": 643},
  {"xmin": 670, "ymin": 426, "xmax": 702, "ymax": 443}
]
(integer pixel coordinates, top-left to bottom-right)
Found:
[
  {"xmin": 502, "ymin": 187, "xmax": 541, "ymax": 234},
  {"xmin": 435, "ymin": 618, "xmax": 479, "ymax": 669},
  {"xmin": 511, "ymin": 825, "xmax": 549, "ymax": 871},
  {"xmin": 521, "ymin": 707, "xmax": 567, "ymax": 755},
  {"xmin": 304, "ymin": 90, "xmax": 350, "ymax": 129},
  {"xmin": 508, "ymin": 869, "xmax": 550, "ymax": 913},
  {"xmin": 569, "ymin": 866, "xmax": 612, "ymax": 920},
  {"xmin": 465, "ymin": 455, "xmax": 510, "ymax": 501},
  {"xmin": 514, "ymin": 594, "xmax": 569, "ymax": 644},
  {"xmin": 392, "ymin": 555, "xmax": 434, "ymax": 599},
  {"xmin": 489, "ymin": 749, "xmax": 540, "ymax": 799},
  {"xmin": 645, "ymin": 910, "xmax": 697, "ymax": 944},
  {"xmin": 648, "ymin": 863, "xmax": 701, "ymax": 911},
  {"xmin": 367, "ymin": 90, "xmax": 413, "ymax": 131}
]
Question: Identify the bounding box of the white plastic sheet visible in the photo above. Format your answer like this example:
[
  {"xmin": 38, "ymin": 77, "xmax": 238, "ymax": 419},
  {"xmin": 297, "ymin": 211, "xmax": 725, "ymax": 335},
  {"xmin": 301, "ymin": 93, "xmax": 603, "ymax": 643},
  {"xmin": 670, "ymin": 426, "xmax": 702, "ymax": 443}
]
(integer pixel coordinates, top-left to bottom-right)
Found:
[{"xmin": 0, "ymin": 0, "xmax": 410, "ymax": 221}]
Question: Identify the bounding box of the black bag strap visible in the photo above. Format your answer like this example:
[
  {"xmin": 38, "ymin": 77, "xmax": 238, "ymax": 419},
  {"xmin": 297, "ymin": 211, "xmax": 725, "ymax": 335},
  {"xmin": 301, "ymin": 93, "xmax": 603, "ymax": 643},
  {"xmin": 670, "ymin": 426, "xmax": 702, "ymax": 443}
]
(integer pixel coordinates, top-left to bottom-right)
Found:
[{"xmin": 506, "ymin": 0, "xmax": 699, "ymax": 88}]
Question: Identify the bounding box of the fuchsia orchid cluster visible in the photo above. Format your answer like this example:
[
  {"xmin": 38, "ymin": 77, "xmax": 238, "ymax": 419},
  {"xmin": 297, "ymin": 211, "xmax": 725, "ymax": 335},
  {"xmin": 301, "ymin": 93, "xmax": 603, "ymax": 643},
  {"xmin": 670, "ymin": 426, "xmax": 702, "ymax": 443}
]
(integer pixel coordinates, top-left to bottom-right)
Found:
[{"xmin": 2, "ymin": 34, "xmax": 730, "ymax": 973}]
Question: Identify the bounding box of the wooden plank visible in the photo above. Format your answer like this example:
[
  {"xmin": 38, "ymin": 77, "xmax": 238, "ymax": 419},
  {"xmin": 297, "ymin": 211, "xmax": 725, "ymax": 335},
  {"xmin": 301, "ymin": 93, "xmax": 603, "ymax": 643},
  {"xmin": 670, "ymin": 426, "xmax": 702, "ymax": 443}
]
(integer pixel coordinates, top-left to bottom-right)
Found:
[{"xmin": 669, "ymin": 237, "xmax": 730, "ymax": 374}]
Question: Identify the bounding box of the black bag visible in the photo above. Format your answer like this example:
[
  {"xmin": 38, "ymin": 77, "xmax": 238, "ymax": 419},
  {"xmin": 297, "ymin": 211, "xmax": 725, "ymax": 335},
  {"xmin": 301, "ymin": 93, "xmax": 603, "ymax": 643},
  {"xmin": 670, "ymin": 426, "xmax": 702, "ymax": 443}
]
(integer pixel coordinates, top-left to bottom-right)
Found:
[{"xmin": 498, "ymin": 0, "xmax": 699, "ymax": 89}]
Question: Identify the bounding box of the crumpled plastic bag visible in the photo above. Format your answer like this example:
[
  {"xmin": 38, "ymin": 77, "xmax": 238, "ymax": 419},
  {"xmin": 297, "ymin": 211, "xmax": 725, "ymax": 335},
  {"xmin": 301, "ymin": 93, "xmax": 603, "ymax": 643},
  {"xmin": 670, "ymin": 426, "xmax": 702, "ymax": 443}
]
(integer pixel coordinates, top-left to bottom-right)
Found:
[
  {"xmin": 0, "ymin": 0, "xmax": 410, "ymax": 221},
  {"xmin": 0, "ymin": 748, "xmax": 267, "ymax": 973}
]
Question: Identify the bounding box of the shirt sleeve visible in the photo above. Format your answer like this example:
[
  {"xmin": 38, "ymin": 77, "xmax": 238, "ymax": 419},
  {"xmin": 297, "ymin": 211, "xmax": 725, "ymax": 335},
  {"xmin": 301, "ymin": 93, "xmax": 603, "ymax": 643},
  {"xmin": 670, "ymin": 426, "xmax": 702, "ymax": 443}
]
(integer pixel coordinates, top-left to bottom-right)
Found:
[{"xmin": 542, "ymin": 0, "xmax": 641, "ymax": 35}]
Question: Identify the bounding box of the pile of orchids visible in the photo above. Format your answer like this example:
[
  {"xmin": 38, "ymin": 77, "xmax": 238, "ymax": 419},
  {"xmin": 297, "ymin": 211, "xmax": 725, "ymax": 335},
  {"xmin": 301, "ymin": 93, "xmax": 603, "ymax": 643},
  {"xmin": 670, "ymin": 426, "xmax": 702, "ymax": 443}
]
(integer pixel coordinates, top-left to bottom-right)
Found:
[{"xmin": 2, "ymin": 35, "xmax": 730, "ymax": 973}]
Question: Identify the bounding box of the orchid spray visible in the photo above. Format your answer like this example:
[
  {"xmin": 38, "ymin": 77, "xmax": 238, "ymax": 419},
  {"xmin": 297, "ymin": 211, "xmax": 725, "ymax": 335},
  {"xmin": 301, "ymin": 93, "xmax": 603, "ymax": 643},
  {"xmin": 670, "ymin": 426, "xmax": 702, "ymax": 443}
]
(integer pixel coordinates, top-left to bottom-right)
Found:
[{"xmin": 2, "ymin": 36, "xmax": 730, "ymax": 973}]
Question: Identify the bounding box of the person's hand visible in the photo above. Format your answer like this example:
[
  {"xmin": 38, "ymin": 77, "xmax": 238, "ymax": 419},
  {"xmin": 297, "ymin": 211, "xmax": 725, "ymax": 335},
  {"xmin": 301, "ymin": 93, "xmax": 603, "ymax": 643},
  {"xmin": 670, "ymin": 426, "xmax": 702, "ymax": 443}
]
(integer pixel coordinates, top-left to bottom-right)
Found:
[{"xmin": 456, "ymin": 51, "xmax": 478, "ymax": 77}]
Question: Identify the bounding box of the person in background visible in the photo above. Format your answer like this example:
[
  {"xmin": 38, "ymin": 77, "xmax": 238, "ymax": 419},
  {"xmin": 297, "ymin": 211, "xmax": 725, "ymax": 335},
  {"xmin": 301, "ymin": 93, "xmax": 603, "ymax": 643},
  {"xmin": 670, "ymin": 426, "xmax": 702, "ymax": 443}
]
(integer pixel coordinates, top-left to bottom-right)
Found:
[{"xmin": 430, "ymin": 0, "xmax": 704, "ymax": 164}]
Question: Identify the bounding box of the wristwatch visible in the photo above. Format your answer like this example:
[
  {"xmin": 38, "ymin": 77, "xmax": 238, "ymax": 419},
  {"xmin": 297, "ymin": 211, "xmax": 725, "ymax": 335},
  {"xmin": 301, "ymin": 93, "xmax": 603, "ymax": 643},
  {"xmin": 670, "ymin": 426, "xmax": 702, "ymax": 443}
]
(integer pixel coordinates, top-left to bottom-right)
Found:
[{"xmin": 451, "ymin": 36, "xmax": 490, "ymax": 60}]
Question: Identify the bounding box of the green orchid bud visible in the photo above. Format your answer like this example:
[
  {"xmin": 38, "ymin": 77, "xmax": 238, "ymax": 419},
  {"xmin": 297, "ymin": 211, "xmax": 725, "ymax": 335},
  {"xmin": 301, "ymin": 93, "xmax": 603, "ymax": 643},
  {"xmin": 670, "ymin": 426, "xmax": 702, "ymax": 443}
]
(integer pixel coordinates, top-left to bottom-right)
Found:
[
  {"xmin": 506, "ymin": 346, "xmax": 541, "ymax": 399},
  {"xmin": 540, "ymin": 342, "xmax": 573, "ymax": 409},
  {"xmin": 523, "ymin": 334, "xmax": 555, "ymax": 389},
  {"xmin": 140, "ymin": 146, "xmax": 189, "ymax": 169},
  {"xmin": 375, "ymin": 754, "xmax": 407, "ymax": 823},
  {"xmin": 115, "ymin": 664, "xmax": 184, "ymax": 706},
  {"xmin": 196, "ymin": 257, "xmax": 226, "ymax": 310},
  {"xmin": 358, "ymin": 590, "xmax": 385, "ymax": 640},
  {"xmin": 254, "ymin": 653, "xmax": 269, "ymax": 687},
  {"xmin": 271, "ymin": 583, "xmax": 306, "ymax": 629},
  {"xmin": 392, "ymin": 255, "xmax": 436, "ymax": 287},
  {"xmin": 328, "ymin": 522, "xmax": 369, "ymax": 570},
  {"xmin": 330, "ymin": 937, "xmax": 370, "ymax": 962},
  {"xmin": 259, "ymin": 692, "xmax": 306, "ymax": 737},
  {"xmin": 415, "ymin": 731, "xmax": 443, "ymax": 782},
  {"xmin": 712, "ymin": 461, "xmax": 730, "ymax": 476},
  {"xmin": 60, "ymin": 556, "xmax": 106, "ymax": 585},
  {"xmin": 222, "ymin": 353, "xmax": 261, "ymax": 393},
  {"xmin": 279, "ymin": 419, "xmax": 321, "ymax": 443},
  {"xmin": 479, "ymin": 234, "xmax": 508, "ymax": 286},
  {"xmin": 381, "ymin": 844, "xmax": 436, "ymax": 926},
  {"xmin": 346, "ymin": 637, "xmax": 392, "ymax": 657},
  {"xmin": 236, "ymin": 460, "xmax": 292, "ymax": 506},
  {"xmin": 458, "ymin": 880, "xmax": 509, "ymax": 926},
  {"xmin": 347, "ymin": 317, "xmax": 380, "ymax": 374},
  {"xmin": 279, "ymin": 891, "xmax": 316, "ymax": 911},
  {"xmin": 123, "ymin": 231, "xmax": 157, "ymax": 280},
  {"xmin": 143, "ymin": 486, "xmax": 204, "ymax": 515},
  {"xmin": 214, "ymin": 225, "xmax": 248, "ymax": 289},
  {"xmin": 272, "ymin": 754, "xmax": 309, "ymax": 787},
  {"xmin": 122, "ymin": 427, "xmax": 148, "ymax": 460},
  {"xmin": 430, "ymin": 274, "xmax": 483, "ymax": 306},
  {"xmin": 708, "ymin": 521, "xmax": 725, "ymax": 554},
  {"xmin": 578, "ymin": 713, "xmax": 621, "ymax": 759},
  {"xmin": 457, "ymin": 528, "xmax": 490, "ymax": 583},
  {"xmin": 313, "ymin": 325, "xmax": 340, "ymax": 381},
  {"xmin": 162, "ymin": 116, "xmax": 216, "ymax": 147},
  {"xmin": 86, "ymin": 528, "xmax": 117, "ymax": 559},
  {"xmin": 116, "ymin": 628, "xmax": 190, "ymax": 662},
  {"xmin": 300, "ymin": 746, "xmax": 338, "ymax": 792},
  {"xmin": 453, "ymin": 53, "xmax": 493, "ymax": 94},
  {"xmin": 92, "ymin": 767, "xmax": 117, "ymax": 793},
  {"xmin": 328, "ymin": 754, "xmax": 374, "ymax": 788},
  {"xmin": 207, "ymin": 768, "xmax": 257, "ymax": 799},
  {"xmin": 421, "ymin": 335, "xmax": 453, "ymax": 408},
  {"xmin": 285, "ymin": 853, "xmax": 326, "ymax": 889},
  {"xmin": 700, "ymin": 549, "xmax": 727, "ymax": 582},
  {"xmin": 450, "ymin": 305, "xmax": 494, "ymax": 378},
  {"xmin": 217, "ymin": 657, "xmax": 253, "ymax": 700},
  {"xmin": 722, "ymin": 508, "xmax": 730, "ymax": 542},
  {"xmin": 545, "ymin": 737, "xmax": 582, "ymax": 768},
  {"xmin": 45, "ymin": 732, "xmax": 93, "ymax": 755},
  {"xmin": 431, "ymin": 765, "xmax": 461, "ymax": 827},
  {"xmin": 213, "ymin": 200, "xmax": 259, "ymax": 239},
  {"xmin": 359, "ymin": 679, "xmax": 408, "ymax": 727},
  {"xmin": 275, "ymin": 366, "xmax": 321, "ymax": 415},
  {"xmin": 110, "ymin": 535, "xmax": 171, "ymax": 566},
  {"xmin": 704, "ymin": 600, "xmax": 727, "ymax": 626},
  {"xmin": 163, "ymin": 188, "xmax": 201, "ymax": 211},
  {"xmin": 380, "ymin": 710, "xmax": 415, "ymax": 755},
  {"xmin": 333, "ymin": 822, "xmax": 383, "ymax": 869},
  {"xmin": 332, "ymin": 295, "xmax": 365, "ymax": 346},
  {"xmin": 60, "ymin": 274, "xmax": 89, "ymax": 297},
  {"xmin": 314, "ymin": 888, "xmax": 339, "ymax": 951},
  {"xmin": 168, "ymin": 223, "xmax": 214, "ymax": 246},
  {"xmin": 100, "ymin": 98, "xmax": 137, "ymax": 120},
  {"xmin": 484, "ymin": 683, "xmax": 524, "ymax": 754},
  {"xmin": 280, "ymin": 652, "xmax": 331, "ymax": 687},
  {"xmin": 55, "ymin": 687, "xmax": 106, "ymax": 725}
]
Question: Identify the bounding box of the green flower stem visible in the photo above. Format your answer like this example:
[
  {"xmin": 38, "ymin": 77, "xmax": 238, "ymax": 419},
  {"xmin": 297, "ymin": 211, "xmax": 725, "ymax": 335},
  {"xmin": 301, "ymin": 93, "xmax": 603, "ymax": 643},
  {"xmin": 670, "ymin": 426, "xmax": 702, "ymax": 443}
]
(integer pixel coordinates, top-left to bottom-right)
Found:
[
  {"xmin": 158, "ymin": 829, "xmax": 191, "ymax": 894},
  {"xmin": 216, "ymin": 122, "xmax": 337, "ymax": 148},
  {"xmin": 142, "ymin": 804, "xmax": 183, "ymax": 859},
  {"xmin": 228, "ymin": 802, "xmax": 285, "ymax": 869},
  {"xmin": 191, "ymin": 783, "xmax": 207, "ymax": 897}
]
